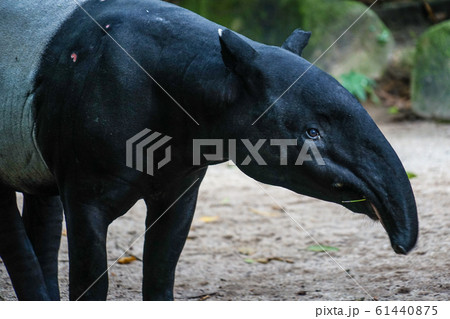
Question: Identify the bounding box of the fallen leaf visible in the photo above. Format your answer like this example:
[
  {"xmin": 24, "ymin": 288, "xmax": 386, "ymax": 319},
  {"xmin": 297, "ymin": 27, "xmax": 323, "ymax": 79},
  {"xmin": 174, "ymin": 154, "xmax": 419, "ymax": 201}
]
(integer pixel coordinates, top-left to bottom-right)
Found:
[
  {"xmin": 199, "ymin": 295, "xmax": 211, "ymax": 301},
  {"xmin": 255, "ymin": 258, "xmax": 270, "ymax": 264},
  {"xmin": 238, "ymin": 247, "xmax": 255, "ymax": 256},
  {"xmin": 61, "ymin": 230, "xmax": 67, "ymax": 236},
  {"xmin": 270, "ymin": 205, "xmax": 284, "ymax": 212},
  {"xmin": 406, "ymin": 172, "xmax": 417, "ymax": 179},
  {"xmin": 270, "ymin": 257, "xmax": 294, "ymax": 264},
  {"xmin": 199, "ymin": 216, "xmax": 219, "ymax": 223},
  {"xmin": 244, "ymin": 258, "xmax": 256, "ymax": 264},
  {"xmin": 211, "ymin": 198, "xmax": 231, "ymax": 207},
  {"xmin": 249, "ymin": 208, "xmax": 281, "ymax": 218},
  {"xmin": 255, "ymin": 257, "xmax": 294, "ymax": 264},
  {"xmin": 187, "ymin": 292, "xmax": 217, "ymax": 300},
  {"xmin": 227, "ymin": 161, "xmax": 236, "ymax": 168},
  {"xmin": 388, "ymin": 106, "xmax": 400, "ymax": 115},
  {"xmin": 307, "ymin": 245, "xmax": 339, "ymax": 252},
  {"xmin": 117, "ymin": 256, "xmax": 137, "ymax": 264}
]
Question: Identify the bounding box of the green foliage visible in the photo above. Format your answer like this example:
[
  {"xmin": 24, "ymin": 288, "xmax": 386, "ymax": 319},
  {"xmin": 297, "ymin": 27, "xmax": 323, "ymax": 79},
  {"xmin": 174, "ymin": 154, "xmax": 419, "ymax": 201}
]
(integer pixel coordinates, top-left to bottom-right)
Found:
[
  {"xmin": 177, "ymin": 0, "xmax": 301, "ymax": 46},
  {"xmin": 377, "ymin": 28, "xmax": 391, "ymax": 44},
  {"xmin": 406, "ymin": 172, "xmax": 417, "ymax": 179},
  {"xmin": 342, "ymin": 198, "xmax": 366, "ymax": 204},
  {"xmin": 307, "ymin": 245, "xmax": 339, "ymax": 252},
  {"xmin": 388, "ymin": 106, "xmax": 400, "ymax": 115},
  {"xmin": 339, "ymin": 71, "xmax": 377, "ymax": 102},
  {"xmin": 176, "ymin": 0, "xmax": 394, "ymax": 79}
]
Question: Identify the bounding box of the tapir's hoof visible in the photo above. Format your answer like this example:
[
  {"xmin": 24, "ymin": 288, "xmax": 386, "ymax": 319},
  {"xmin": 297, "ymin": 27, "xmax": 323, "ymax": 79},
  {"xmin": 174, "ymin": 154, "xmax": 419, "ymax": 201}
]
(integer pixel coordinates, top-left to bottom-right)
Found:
[{"xmin": 392, "ymin": 244, "xmax": 407, "ymax": 255}]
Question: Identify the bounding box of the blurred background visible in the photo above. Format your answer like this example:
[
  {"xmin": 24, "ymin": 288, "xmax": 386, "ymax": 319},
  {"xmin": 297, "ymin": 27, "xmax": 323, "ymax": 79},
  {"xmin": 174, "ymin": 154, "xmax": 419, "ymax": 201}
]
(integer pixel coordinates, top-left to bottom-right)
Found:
[{"xmin": 166, "ymin": 0, "xmax": 450, "ymax": 121}]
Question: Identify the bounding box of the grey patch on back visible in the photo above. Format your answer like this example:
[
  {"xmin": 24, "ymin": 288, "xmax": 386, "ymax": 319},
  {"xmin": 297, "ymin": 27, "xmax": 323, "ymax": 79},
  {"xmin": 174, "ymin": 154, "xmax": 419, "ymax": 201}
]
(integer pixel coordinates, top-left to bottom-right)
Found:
[{"xmin": 0, "ymin": 0, "xmax": 88, "ymax": 192}]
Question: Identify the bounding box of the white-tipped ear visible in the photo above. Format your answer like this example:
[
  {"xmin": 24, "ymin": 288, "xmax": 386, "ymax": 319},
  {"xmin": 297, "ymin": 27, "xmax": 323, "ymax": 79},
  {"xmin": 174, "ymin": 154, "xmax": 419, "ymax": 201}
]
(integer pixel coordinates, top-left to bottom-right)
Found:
[{"xmin": 219, "ymin": 29, "xmax": 257, "ymax": 75}]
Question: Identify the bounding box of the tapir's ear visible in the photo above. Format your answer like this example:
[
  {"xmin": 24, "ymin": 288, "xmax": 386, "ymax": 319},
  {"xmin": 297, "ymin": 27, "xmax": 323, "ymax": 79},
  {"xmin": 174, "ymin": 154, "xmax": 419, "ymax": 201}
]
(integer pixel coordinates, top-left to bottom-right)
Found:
[
  {"xmin": 219, "ymin": 28, "xmax": 258, "ymax": 76},
  {"xmin": 282, "ymin": 29, "xmax": 311, "ymax": 56}
]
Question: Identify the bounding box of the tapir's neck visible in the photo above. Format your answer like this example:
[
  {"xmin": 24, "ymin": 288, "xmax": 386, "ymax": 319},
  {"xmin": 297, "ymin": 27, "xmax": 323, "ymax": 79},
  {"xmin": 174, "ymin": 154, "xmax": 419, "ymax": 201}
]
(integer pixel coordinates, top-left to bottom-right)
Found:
[
  {"xmin": 130, "ymin": 3, "xmax": 249, "ymax": 137},
  {"xmin": 182, "ymin": 62, "xmax": 238, "ymax": 113},
  {"xmin": 171, "ymin": 53, "xmax": 242, "ymax": 138}
]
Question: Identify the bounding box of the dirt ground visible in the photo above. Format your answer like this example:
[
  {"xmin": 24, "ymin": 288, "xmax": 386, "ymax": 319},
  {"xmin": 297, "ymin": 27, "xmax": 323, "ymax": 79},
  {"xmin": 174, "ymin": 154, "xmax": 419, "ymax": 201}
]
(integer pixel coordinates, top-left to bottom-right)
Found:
[{"xmin": 0, "ymin": 108, "xmax": 449, "ymax": 301}]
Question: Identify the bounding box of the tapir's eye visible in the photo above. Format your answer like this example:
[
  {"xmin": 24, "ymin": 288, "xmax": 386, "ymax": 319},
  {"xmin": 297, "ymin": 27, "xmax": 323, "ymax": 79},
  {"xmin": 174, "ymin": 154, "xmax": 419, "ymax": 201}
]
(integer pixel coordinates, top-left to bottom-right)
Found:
[{"xmin": 306, "ymin": 128, "xmax": 320, "ymax": 139}]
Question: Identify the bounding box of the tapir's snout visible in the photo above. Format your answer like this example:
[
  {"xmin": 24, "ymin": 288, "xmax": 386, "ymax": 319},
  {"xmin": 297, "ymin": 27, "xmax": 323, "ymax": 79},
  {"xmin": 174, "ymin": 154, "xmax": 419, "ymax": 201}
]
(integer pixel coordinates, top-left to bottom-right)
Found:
[
  {"xmin": 341, "ymin": 187, "xmax": 418, "ymax": 255},
  {"xmin": 368, "ymin": 186, "xmax": 419, "ymax": 255},
  {"xmin": 338, "ymin": 127, "xmax": 419, "ymax": 255}
]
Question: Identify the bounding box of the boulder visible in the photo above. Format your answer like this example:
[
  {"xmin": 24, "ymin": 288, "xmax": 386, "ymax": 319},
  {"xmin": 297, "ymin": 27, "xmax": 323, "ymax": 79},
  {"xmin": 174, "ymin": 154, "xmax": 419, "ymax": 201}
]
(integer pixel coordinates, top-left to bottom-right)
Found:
[
  {"xmin": 175, "ymin": 0, "xmax": 394, "ymax": 79},
  {"xmin": 299, "ymin": 0, "xmax": 394, "ymax": 79},
  {"xmin": 411, "ymin": 21, "xmax": 450, "ymax": 120}
]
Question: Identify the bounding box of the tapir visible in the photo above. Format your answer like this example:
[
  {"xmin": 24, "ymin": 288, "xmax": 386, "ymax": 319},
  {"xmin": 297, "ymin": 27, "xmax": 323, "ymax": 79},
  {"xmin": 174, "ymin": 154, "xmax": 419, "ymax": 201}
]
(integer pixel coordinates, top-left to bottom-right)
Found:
[{"xmin": 0, "ymin": 0, "xmax": 418, "ymax": 300}]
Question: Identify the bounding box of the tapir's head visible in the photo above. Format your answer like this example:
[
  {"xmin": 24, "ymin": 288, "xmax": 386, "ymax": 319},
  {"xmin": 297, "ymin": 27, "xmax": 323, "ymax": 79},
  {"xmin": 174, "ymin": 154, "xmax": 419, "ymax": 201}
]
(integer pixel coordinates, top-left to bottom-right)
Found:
[{"xmin": 218, "ymin": 29, "xmax": 418, "ymax": 254}]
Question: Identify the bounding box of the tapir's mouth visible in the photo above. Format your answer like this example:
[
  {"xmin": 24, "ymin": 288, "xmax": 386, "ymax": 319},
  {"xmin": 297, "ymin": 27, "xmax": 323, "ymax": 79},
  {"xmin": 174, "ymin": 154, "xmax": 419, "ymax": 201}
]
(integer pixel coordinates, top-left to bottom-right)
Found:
[
  {"xmin": 342, "ymin": 191, "xmax": 414, "ymax": 255},
  {"xmin": 368, "ymin": 202, "xmax": 409, "ymax": 254},
  {"xmin": 341, "ymin": 195, "xmax": 379, "ymax": 221},
  {"xmin": 369, "ymin": 202, "xmax": 385, "ymax": 227}
]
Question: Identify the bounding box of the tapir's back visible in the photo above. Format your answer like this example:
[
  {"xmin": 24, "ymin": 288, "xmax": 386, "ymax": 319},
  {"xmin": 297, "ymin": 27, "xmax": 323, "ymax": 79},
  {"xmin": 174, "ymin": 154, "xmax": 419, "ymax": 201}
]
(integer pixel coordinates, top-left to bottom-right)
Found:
[
  {"xmin": 0, "ymin": 0, "xmax": 88, "ymax": 192},
  {"xmin": 0, "ymin": 0, "xmax": 238, "ymax": 192}
]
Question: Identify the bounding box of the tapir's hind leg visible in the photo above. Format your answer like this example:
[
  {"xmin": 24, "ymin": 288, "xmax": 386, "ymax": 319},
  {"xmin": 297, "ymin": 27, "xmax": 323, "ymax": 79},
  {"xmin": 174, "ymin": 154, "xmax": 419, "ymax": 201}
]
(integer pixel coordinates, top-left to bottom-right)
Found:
[
  {"xmin": 22, "ymin": 194, "xmax": 63, "ymax": 301},
  {"xmin": 142, "ymin": 168, "xmax": 207, "ymax": 301},
  {"xmin": 0, "ymin": 187, "xmax": 49, "ymax": 300}
]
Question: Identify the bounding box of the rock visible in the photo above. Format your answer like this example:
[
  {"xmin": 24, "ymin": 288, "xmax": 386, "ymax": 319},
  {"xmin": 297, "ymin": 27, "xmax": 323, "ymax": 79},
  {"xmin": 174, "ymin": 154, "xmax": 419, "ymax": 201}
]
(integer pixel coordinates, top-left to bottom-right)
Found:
[
  {"xmin": 175, "ymin": 0, "xmax": 301, "ymax": 46},
  {"xmin": 411, "ymin": 21, "xmax": 450, "ymax": 120},
  {"xmin": 176, "ymin": 0, "xmax": 393, "ymax": 80},
  {"xmin": 299, "ymin": 0, "xmax": 394, "ymax": 79}
]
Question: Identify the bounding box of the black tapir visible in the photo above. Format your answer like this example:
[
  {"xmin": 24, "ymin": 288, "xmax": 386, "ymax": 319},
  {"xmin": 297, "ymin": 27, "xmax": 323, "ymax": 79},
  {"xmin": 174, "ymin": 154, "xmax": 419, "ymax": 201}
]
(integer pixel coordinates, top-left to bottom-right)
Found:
[{"xmin": 0, "ymin": 0, "xmax": 418, "ymax": 300}]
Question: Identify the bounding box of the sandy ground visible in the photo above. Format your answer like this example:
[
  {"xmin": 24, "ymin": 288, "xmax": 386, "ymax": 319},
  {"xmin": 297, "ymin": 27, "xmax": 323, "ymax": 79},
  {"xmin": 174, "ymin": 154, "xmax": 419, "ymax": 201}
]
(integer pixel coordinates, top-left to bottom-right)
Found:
[{"xmin": 1, "ymin": 110, "xmax": 449, "ymax": 301}]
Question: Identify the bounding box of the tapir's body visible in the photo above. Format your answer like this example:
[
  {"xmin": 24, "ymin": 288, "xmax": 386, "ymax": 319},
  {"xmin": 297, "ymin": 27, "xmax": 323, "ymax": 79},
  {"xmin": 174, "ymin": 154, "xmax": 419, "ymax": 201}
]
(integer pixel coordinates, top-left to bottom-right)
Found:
[
  {"xmin": 0, "ymin": 1, "xmax": 88, "ymax": 192},
  {"xmin": 0, "ymin": 0, "xmax": 418, "ymax": 300}
]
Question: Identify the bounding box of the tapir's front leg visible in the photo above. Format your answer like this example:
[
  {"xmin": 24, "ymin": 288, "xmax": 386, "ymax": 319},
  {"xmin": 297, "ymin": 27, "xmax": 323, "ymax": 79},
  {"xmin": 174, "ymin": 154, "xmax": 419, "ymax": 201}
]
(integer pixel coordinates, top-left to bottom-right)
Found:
[
  {"xmin": 143, "ymin": 168, "xmax": 207, "ymax": 301},
  {"xmin": 0, "ymin": 188, "xmax": 49, "ymax": 300},
  {"xmin": 60, "ymin": 178, "xmax": 140, "ymax": 301},
  {"xmin": 22, "ymin": 194, "xmax": 63, "ymax": 301}
]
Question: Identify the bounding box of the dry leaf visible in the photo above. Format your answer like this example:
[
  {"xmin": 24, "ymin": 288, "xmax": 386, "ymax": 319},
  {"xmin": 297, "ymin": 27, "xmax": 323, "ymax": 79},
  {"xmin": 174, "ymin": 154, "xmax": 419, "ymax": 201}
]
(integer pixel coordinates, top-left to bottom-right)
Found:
[
  {"xmin": 270, "ymin": 205, "xmax": 284, "ymax": 212},
  {"xmin": 254, "ymin": 257, "xmax": 294, "ymax": 264},
  {"xmin": 199, "ymin": 216, "xmax": 220, "ymax": 223},
  {"xmin": 255, "ymin": 258, "xmax": 270, "ymax": 264},
  {"xmin": 249, "ymin": 208, "xmax": 281, "ymax": 218},
  {"xmin": 199, "ymin": 295, "xmax": 211, "ymax": 301},
  {"xmin": 117, "ymin": 256, "xmax": 137, "ymax": 265},
  {"xmin": 61, "ymin": 230, "xmax": 67, "ymax": 236},
  {"xmin": 270, "ymin": 257, "xmax": 294, "ymax": 264},
  {"xmin": 238, "ymin": 247, "xmax": 255, "ymax": 256}
]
